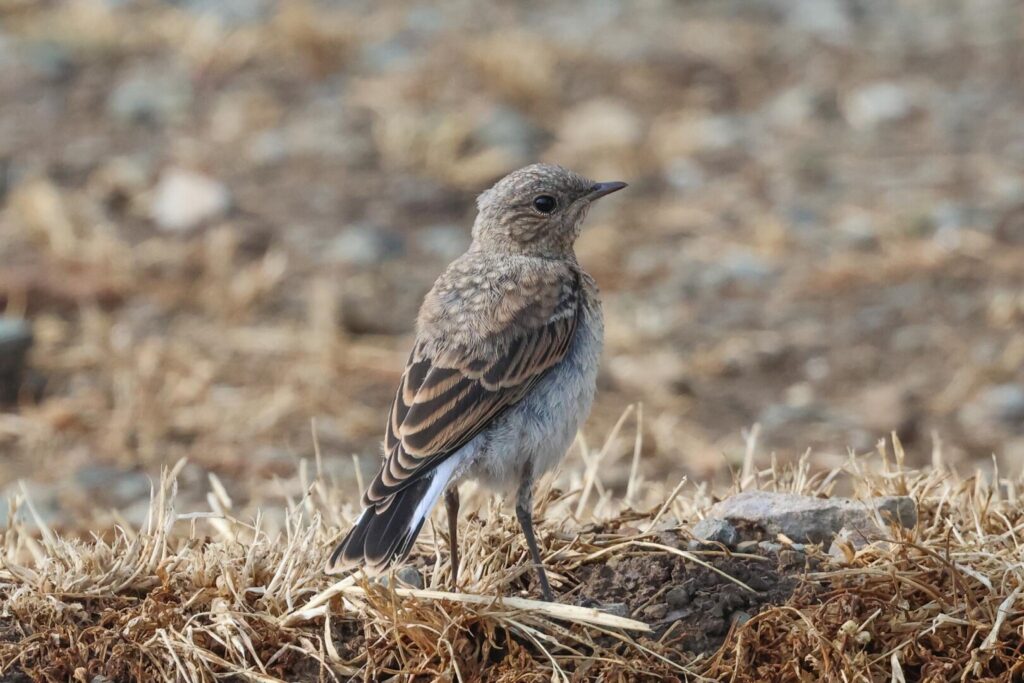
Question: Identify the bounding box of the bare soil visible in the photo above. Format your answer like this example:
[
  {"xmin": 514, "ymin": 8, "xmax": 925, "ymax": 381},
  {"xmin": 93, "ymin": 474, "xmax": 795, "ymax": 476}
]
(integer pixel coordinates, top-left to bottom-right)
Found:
[{"xmin": 575, "ymin": 545, "xmax": 819, "ymax": 657}]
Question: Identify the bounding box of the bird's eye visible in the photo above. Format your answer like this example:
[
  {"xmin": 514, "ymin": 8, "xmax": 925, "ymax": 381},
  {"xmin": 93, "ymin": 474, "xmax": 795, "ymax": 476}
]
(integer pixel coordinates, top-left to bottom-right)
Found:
[{"xmin": 532, "ymin": 195, "xmax": 557, "ymax": 214}]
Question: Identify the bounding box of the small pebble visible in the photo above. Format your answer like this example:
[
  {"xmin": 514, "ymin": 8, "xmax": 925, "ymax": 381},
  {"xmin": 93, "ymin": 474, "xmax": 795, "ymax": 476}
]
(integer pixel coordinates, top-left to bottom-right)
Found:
[
  {"xmin": 705, "ymin": 618, "xmax": 726, "ymax": 635},
  {"xmin": 641, "ymin": 604, "xmax": 669, "ymax": 621},
  {"xmin": 665, "ymin": 586, "xmax": 691, "ymax": 609},
  {"xmin": 395, "ymin": 566, "xmax": 424, "ymax": 589},
  {"xmin": 731, "ymin": 611, "xmax": 752, "ymax": 626},
  {"xmin": 598, "ymin": 602, "xmax": 629, "ymax": 618},
  {"xmin": 692, "ymin": 517, "xmax": 740, "ymax": 547}
]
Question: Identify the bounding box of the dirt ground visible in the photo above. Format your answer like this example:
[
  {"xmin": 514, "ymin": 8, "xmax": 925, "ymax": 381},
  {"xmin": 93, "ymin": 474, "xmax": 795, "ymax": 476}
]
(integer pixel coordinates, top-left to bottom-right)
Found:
[{"xmin": 575, "ymin": 543, "xmax": 814, "ymax": 656}]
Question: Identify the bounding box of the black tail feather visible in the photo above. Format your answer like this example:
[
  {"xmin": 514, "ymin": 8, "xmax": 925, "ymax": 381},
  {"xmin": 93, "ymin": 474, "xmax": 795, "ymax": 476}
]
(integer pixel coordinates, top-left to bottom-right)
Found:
[{"xmin": 326, "ymin": 477, "xmax": 434, "ymax": 574}]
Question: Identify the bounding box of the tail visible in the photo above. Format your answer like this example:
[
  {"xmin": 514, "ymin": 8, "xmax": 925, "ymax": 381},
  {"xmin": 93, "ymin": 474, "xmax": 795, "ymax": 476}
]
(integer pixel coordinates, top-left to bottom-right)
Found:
[{"xmin": 326, "ymin": 466, "xmax": 452, "ymax": 576}]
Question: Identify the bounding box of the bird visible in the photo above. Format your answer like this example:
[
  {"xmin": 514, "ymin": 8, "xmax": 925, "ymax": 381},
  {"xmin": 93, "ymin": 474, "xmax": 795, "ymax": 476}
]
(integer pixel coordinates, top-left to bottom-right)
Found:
[{"xmin": 326, "ymin": 163, "xmax": 626, "ymax": 601}]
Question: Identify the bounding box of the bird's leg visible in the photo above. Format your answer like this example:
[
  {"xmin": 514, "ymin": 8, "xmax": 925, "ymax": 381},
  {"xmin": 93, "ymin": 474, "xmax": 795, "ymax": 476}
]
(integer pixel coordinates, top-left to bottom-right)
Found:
[
  {"xmin": 445, "ymin": 488, "xmax": 460, "ymax": 591},
  {"xmin": 515, "ymin": 477, "xmax": 554, "ymax": 602}
]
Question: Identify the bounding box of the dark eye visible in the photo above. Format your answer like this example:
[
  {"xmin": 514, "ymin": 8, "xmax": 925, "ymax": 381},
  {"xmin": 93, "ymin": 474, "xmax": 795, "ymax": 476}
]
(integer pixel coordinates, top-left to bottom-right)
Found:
[{"xmin": 532, "ymin": 195, "xmax": 557, "ymax": 214}]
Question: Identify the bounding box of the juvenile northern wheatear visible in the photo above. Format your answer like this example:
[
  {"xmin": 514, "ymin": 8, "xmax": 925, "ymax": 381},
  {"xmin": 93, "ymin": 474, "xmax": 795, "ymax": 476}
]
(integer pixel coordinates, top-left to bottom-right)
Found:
[{"xmin": 327, "ymin": 164, "xmax": 626, "ymax": 601}]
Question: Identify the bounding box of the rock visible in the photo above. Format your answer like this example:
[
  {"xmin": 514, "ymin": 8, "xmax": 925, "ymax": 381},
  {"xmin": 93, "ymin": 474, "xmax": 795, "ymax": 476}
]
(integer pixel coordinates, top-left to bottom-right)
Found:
[
  {"xmin": 326, "ymin": 225, "xmax": 405, "ymax": 266},
  {"xmin": 597, "ymin": 602, "xmax": 629, "ymax": 618},
  {"xmin": 731, "ymin": 611, "xmax": 752, "ymax": 627},
  {"xmin": 108, "ymin": 64, "xmax": 192, "ymax": 125},
  {"xmin": 698, "ymin": 251, "xmax": 777, "ymax": 293},
  {"xmin": 781, "ymin": 0, "xmax": 852, "ymax": 45},
  {"xmin": 663, "ymin": 158, "xmax": 705, "ymax": 193},
  {"xmin": 960, "ymin": 384, "xmax": 1024, "ymax": 437},
  {"xmin": 641, "ymin": 603, "xmax": 668, "ymax": 621},
  {"xmin": 735, "ymin": 540, "xmax": 760, "ymax": 553},
  {"xmin": 178, "ymin": 0, "xmax": 271, "ymax": 27},
  {"xmin": 828, "ymin": 526, "xmax": 896, "ymax": 563},
  {"xmin": 473, "ymin": 105, "xmax": 541, "ymax": 166},
  {"xmin": 74, "ymin": 465, "xmax": 152, "ymax": 506},
  {"xmin": 395, "ymin": 566, "xmax": 424, "ymax": 589},
  {"xmin": 665, "ymin": 586, "xmax": 691, "ymax": 609},
  {"xmin": 701, "ymin": 491, "xmax": 917, "ymax": 545},
  {"xmin": 844, "ymin": 82, "xmax": 914, "ymax": 130},
  {"xmin": 413, "ymin": 224, "xmax": 470, "ymax": 261},
  {"xmin": 20, "ymin": 40, "xmax": 75, "ymax": 81},
  {"xmin": 359, "ymin": 37, "xmax": 416, "ymax": 73},
  {"xmin": 149, "ymin": 168, "xmax": 231, "ymax": 232},
  {"xmin": 0, "ymin": 317, "xmax": 32, "ymax": 403},
  {"xmin": 763, "ymin": 85, "xmax": 819, "ymax": 130},
  {"xmin": 0, "ymin": 480, "xmax": 59, "ymax": 528},
  {"xmin": 377, "ymin": 566, "xmax": 424, "ymax": 590},
  {"xmin": 692, "ymin": 518, "xmax": 739, "ymax": 547},
  {"xmin": 661, "ymin": 114, "xmax": 746, "ymax": 157},
  {"xmin": 836, "ymin": 213, "xmax": 879, "ymax": 251},
  {"xmin": 757, "ymin": 403, "xmax": 820, "ymax": 431}
]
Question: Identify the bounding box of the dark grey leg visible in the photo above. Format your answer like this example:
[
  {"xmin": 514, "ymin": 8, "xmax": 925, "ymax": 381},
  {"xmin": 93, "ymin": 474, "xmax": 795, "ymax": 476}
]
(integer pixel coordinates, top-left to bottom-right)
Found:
[
  {"xmin": 515, "ymin": 478, "xmax": 553, "ymax": 602},
  {"xmin": 444, "ymin": 488, "xmax": 460, "ymax": 591}
]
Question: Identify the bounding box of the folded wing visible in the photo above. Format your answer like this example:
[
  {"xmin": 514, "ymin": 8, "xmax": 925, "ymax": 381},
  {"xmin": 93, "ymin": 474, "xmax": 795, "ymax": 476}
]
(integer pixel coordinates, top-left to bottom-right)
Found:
[{"xmin": 366, "ymin": 272, "xmax": 581, "ymax": 511}]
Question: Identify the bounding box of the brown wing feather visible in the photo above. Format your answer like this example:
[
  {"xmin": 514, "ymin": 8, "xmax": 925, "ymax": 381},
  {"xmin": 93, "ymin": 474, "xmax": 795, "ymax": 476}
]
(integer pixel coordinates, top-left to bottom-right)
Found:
[{"xmin": 363, "ymin": 274, "xmax": 581, "ymax": 508}]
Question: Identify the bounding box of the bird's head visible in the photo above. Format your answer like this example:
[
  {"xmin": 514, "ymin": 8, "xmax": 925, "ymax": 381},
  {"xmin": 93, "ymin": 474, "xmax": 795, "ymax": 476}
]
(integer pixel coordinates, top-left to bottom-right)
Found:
[{"xmin": 472, "ymin": 163, "xmax": 626, "ymax": 258}]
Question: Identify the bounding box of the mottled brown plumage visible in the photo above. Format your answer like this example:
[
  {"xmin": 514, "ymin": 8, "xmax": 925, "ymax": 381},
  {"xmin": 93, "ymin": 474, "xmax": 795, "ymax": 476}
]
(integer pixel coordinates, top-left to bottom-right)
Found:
[{"xmin": 327, "ymin": 164, "xmax": 626, "ymax": 600}]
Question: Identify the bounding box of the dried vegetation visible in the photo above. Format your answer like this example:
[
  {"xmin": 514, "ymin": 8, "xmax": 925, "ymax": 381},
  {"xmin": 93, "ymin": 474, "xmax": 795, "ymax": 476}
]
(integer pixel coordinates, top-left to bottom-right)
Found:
[{"xmin": 2, "ymin": 434, "xmax": 1022, "ymax": 681}]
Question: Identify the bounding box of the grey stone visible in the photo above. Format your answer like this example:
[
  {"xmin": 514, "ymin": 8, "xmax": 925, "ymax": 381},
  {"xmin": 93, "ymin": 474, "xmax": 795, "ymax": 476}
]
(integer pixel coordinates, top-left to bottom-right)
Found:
[
  {"xmin": 414, "ymin": 224, "xmax": 470, "ymax": 261},
  {"xmin": 736, "ymin": 540, "xmax": 760, "ymax": 553},
  {"xmin": 769, "ymin": 0, "xmax": 853, "ymax": 45},
  {"xmin": 692, "ymin": 517, "xmax": 739, "ymax": 547},
  {"xmin": 642, "ymin": 603, "xmax": 668, "ymax": 620},
  {"xmin": 757, "ymin": 403, "xmax": 820, "ymax": 431},
  {"xmin": 108, "ymin": 64, "xmax": 192, "ymax": 125},
  {"xmin": 960, "ymin": 384, "xmax": 1024, "ymax": 437},
  {"xmin": 473, "ymin": 106, "xmax": 542, "ymax": 165},
  {"xmin": 0, "ymin": 317, "xmax": 32, "ymax": 403},
  {"xmin": 663, "ymin": 158, "xmax": 705, "ymax": 193},
  {"xmin": 327, "ymin": 225, "xmax": 405, "ymax": 266},
  {"xmin": 359, "ymin": 38, "xmax": 415, "ymax": 73},
  {"xmin": 698, "ymin": 251, "xmax": 777, "ymax": 292},
  {"xmin": 731, "ymin": 611, "xmax": 752, "ymax": 626},
  {"xmin": 844, "ymin": 82, "xmax": 914, "ymax": 130},
  {"xmin": 702, "ymin": 490, "xmax": 917, "ymax": 545},
  {"xmin": 74, "ymin": 465, "xmax": 152, "ymax": 506},
  {"xmin": 376, "ymin": 566, "xmax": 423, "ymax": 590},
  {"xmin": 827, "ymin": 526, "xmax": 898, "ymax": 563},
  {"xmin": 836, "ymin": 214, "xmax": 879, "ymax": 251},
  {"xmin": 20, "ymin": 41, "xmax": 75, "ymax": 80},
  {"xmin": 178, "ymin": 0, "xmax": 271, "ymax": 27},
  {"xmin": 665, "ymin": 586, "xmax": 690, "ymax": 609},
  {"xmin": 598, "ymin": 602, "xmax": 629, "ymax": 618},
  {"xmin": 149, "ymin": 168, "xmax": 231, "ymax": 232},
  {"xmin": 0, "ymin": 480, "xmax": 59, "ymax": 528},
  {"xmin": 980, "ymin": 384, "xmax": 1024, "ymax": 424},
  {"xmin": 395, "ymin": 566, "xmax": 424, "ymax": 589}
]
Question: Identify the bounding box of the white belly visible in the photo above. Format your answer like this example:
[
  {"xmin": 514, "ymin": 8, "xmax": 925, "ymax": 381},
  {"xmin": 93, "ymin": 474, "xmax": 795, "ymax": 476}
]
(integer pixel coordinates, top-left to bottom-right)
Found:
[{"xmin": 463, "ymin": 304, "xmax": 604, "ymax": 491}]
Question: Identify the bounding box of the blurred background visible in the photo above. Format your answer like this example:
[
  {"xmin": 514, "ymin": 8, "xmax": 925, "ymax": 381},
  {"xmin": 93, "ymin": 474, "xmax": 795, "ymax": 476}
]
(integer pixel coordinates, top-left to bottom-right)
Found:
[{"xmin": 0, "ymin": 0, "xmax": 1022, "ymax": 531}]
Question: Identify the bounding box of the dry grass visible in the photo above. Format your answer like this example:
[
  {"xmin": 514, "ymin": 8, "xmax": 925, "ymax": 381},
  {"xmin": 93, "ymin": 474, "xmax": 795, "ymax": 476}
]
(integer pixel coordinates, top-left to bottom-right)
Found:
[{"xmin": 1, "ymin": 426, "xmax": 1022, "ymax": 682}]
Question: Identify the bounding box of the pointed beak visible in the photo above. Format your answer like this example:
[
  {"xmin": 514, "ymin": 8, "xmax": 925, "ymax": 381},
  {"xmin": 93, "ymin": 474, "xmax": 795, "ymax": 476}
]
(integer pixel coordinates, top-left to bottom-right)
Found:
[{"xmin": 586, "ymin": 181, "xmax": 628, "ymax": 200}]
